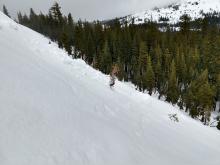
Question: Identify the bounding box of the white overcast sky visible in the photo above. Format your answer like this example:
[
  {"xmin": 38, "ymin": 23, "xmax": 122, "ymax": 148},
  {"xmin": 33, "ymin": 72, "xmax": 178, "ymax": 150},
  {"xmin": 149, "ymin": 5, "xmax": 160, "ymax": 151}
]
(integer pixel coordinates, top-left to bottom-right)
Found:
[{"xmin": 0, "ymin": 0, "xmax": 178, "ymax": 21}]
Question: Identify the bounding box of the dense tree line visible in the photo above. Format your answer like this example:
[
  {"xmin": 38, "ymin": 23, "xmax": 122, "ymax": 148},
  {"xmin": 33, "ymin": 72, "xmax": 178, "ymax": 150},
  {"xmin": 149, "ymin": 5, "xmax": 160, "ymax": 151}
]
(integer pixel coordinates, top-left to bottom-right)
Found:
[{"xmin": 10, "ymin": 3, "xmax": 220, "ymax": 127}]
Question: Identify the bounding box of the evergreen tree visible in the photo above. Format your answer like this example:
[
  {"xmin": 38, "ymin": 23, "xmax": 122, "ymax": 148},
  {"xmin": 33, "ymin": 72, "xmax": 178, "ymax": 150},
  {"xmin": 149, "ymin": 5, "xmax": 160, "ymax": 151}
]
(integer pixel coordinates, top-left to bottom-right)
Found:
[
  {"xmin": 67, "ymin": 13, "xmax": 74, "ymax": 27},
  {"xmin": 217, "ymin": 121, "xmax": 220, "ymax": 130},
  {"xmin": 216, "ymin": 74, "xmax": 220, "ymax": 112},
  {"xmin": 191, "ymin": 47, "xmax": 200, "ymax": 68},
  {"xmin": 198, "ymin": 81, "xmax": 215, "ymax": 125},
  {"xmin": 86, "ymin": 32, "xmax": 95, "ymax": 64},
  {"xmin": 137, "ymin": 41, "xmax": 148, "ymax": 91},
  {"xmin": 144, "ymin": 56, "xmax": 155, "ymax": 95},
  {"xmin": 74, "ymin": 20, "xmax": 84, "ymax": 57},
  {"xmin": 138, "ymin": 41, "xmax": 148, "ymax": 74},
  {"xmin": 175, "ymin": 48, "xmax": 181, "ymax": 82},
  {"xmin": 186, "ymin": 70, "xmax": 215, "ymax": 123},
  {"xmin": 3, "ymin": 5, "xmax": 10, "ymax": 18},
  {"xmin": 100, "ymin": 41, "xmax": 112, "ymax": 74},
  {"xmin": 130, "ymin": 37, "xmax": 139, "ymax": 81},
  {"xmin": 166, "ymin": 60, "xmax": 179, "ymax": 105},
  {"xmin": 60, "ymin": 31, "xmax": 72, "ymax": 55},
  {"xmin": 201, "ymin": 17, "xmax": 208, "ymax": 37},
  {"xmin": 17, "ymin": 12, "xmax": 23, "ymax": 23},
  {"xmin": 163, "ymin": 48, "xmax": 172, "ymax": 79},
  {"xmin": 49, "ymin": 2, "xmax": 63, "ymax": 25},
  {"xmin": 29, "ymin": 8, "xmax": 38, "ymax": 30},
  {"xmin": 180, "ymin": 14, "xmax": 191, "ymax": 36},
  {"xmin": 116, "ymin": 57, "xmax": 125, "ymax": 81},
  {"xmin": 155, "ymin": 55, "xmax": 162, "ymax": 91}
]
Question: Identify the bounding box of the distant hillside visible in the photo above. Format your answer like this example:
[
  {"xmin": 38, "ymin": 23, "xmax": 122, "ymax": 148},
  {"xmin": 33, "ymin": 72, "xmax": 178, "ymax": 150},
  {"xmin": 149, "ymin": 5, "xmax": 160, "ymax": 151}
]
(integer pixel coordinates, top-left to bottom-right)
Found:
[{"xmin": 121, "ymin": 0, "xmax": 220, "ymax": 24}]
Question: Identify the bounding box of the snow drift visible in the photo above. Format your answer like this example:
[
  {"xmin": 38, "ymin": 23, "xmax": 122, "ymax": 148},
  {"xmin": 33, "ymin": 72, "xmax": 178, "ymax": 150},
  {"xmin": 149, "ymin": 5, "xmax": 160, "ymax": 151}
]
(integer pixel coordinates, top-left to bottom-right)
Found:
[{"xmin": 0, "ymin": 12, "xmax": 220, "ymax": 165}]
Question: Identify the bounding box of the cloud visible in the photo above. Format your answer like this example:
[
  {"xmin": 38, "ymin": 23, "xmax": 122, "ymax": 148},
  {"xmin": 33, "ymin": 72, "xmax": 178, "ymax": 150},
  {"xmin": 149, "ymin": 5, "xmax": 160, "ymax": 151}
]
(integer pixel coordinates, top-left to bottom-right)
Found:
[{"xmin": 0, "ymin": 0, "xmax": 178, "ymax": 21}]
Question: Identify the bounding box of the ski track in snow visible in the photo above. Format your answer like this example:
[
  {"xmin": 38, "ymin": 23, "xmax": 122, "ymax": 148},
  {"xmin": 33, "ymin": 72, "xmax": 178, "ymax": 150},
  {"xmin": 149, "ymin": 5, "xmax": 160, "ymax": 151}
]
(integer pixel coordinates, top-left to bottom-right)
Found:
[{"xmin": 0, "ymin": 12, "xmax": 220, "ymax": 165}]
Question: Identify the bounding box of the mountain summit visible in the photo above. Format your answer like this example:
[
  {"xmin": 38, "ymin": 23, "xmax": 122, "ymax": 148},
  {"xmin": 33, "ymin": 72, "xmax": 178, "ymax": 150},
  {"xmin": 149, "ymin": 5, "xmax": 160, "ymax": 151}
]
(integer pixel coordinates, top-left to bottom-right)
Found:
[{"xmin": 123, "ymin": 0, "xmax": 220, "ymax": 24}]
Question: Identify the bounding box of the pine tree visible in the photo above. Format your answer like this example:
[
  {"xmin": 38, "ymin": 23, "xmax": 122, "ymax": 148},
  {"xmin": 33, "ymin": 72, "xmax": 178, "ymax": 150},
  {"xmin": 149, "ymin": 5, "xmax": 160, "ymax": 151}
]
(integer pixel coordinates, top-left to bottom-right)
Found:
[
  {"xmin": 74, "ymin": 20, "xmax": 84, "ymax": 57},
  {"xmin": 198, "ymin": 81, "xmax": 215, "ymax": 125},
  {"xmin": 67, "ymin": 13, "xmax": 74, "ymax": 27},
  {"xmin": 138, "ymin": 41, "xmax": 148, "ymax": 74},
  {"xmin": 60, "ymin": 31, "xmax": 72, "ymax": 55},
  {"xmin": 155, "ymin": 56, "xmax": 162, "ymax": 90},
  {"xmin": 217, "ymin": 121, "xmax": 220, "ymax": 130},
  {"xmin": 3, "ymin": 5, "xmax": 10, "ymax": 18},
  {"xmin": 166, "ymin": 60, "xmax": 179, "ymax": 105},
  {"xmin": 191, "ymin": 47, "xmax": 200, "ymax": 68},
  {"xmin": 30, "ymin": 8, "xmax": 36, "ymax": 21},
  {"xmin": 153, "ymin": 46, "xmax": 163, "ymax": 93},
  {"xmin": 175, "ymin": 50, "xmax": 187, "ymax": 86},
  {"xmin": 175, "ymin": 48, "xmax": 181, "ymax": 82},
  {"xmin": 186, "ymin": 70, "xmax": 215, "ymax": 123},
  {"xmin": 202, "ymin": 26, "xmax": 220, "ymax": 84},
  {"xmin": 137, "ymin": 41, "xmax": 148, "ymax": 91},
  {"xmin": 100, "ymin": 41, "xmax": 112, "ymax": 74},
  {"xmin": 130, "ymin": 38, "xmax": 139, "ymax": 80},
  {"xmin": 17, "ymin": 12, "xmax": 23, "ymax": 23},
  {"xmin": 116, "ymin": 57, "xmax": 125, "ymax": 81},
  {"xmin": 201, "ymin": 17, "xmax": 208, "ymax": 37},
  {"xmin": 86, "ymin": 32, "xmax": 95, "ymax": 64},
  {"xmin": 29, "ymin": 8, "xmax": 39, "ymax": 30},
  {"xmin": 49, "ymin": 2, "xmax": 63, "ymax": 25},
  {"xmin": 179, "ymin": 14, "xmax": 191, "ymax": 36},
  {"xmin": 93, "ymin": 21, "xmax": 104, "ymax": 61},
  {"xmin": 217, "ymin": 74, "xmax": 220, "ymax": 112},
  {"xmin": 144, "ymin": 56, "xmax": 155, "ymax": 95},
  {"xmin": 163, "ymin": 48, "xmax": 172, "ymax": 79}
]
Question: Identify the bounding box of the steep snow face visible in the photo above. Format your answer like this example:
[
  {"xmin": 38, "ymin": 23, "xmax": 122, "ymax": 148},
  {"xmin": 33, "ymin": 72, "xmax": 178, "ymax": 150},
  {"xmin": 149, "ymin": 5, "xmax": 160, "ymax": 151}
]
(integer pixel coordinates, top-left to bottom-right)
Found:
[
  {"xmin": 0, "ymin": 12, "xmax": 220, "ymax": 165},
  {"xmin": 124, "ymin": 0, "xmax": 220, "ymax": 24}
]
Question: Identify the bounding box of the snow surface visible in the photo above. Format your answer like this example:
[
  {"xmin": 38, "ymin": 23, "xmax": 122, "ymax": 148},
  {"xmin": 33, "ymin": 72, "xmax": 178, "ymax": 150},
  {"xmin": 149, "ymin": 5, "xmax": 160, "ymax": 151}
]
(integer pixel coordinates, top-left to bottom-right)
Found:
[
  {"xmin": 0, "ymin": 12, "xmax": 220, "ymax": 165},
  {"xmin": 124, "ymin": 0, "xmax": 220, "ymax": 24}
]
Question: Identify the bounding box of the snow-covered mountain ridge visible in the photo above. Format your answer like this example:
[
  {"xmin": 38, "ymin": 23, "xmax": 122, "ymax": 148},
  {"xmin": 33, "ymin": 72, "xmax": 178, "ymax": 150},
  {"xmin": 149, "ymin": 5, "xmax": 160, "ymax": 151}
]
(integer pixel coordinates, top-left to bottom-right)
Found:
[
  {"xmin": 0, "ymin": 12, "xmax": 220, "ymax": 165},
  {"xmin": 123, "ymin": 0, "xmax": 220, "ymax": 24}
]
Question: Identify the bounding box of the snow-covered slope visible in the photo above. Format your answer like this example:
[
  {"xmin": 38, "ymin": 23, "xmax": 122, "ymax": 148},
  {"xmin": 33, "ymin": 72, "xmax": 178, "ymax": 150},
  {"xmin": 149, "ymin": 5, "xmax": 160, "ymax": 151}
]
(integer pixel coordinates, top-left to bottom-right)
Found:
[
  {"xmin": 123, "ymin": 0, "xmax": 220, "ymax": 24},
  {"xmin": 0, "ymin": 12, "xmax": 220, "ymax": 165}
]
